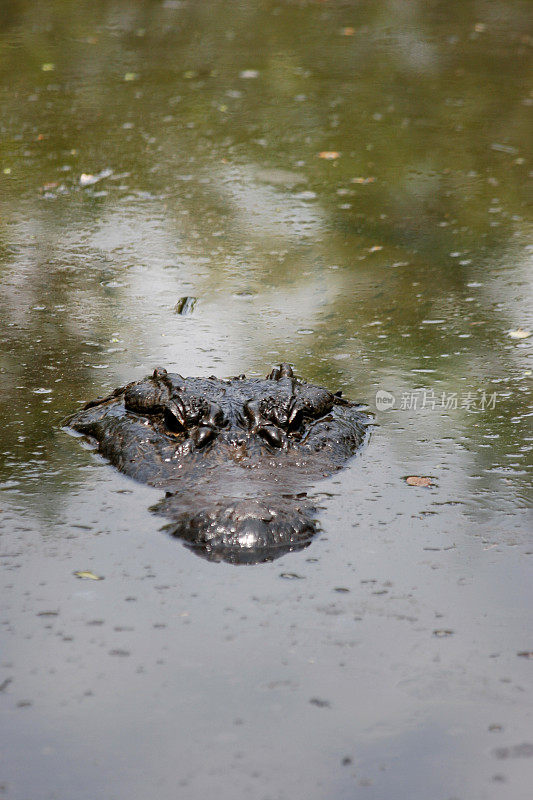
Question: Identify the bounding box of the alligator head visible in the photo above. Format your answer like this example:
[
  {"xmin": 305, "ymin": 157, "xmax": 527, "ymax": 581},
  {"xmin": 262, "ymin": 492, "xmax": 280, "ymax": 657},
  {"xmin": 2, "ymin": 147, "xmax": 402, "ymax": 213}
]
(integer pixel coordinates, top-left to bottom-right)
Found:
[{"xmin": 64, "ymin": 364, "xmax": 370, "ymax": 564}]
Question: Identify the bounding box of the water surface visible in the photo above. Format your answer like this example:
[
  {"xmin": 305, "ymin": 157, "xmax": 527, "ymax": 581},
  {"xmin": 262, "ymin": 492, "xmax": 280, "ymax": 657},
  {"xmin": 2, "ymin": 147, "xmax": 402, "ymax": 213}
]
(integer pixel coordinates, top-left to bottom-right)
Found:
[{"xmin": 0, "ymin": 2, "xmax": 531, "ymax": 798}]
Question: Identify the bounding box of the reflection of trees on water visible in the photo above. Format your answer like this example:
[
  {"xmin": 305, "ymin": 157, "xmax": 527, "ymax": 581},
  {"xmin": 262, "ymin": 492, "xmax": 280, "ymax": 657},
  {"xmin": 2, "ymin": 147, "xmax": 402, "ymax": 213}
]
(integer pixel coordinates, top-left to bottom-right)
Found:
[{"xmin": 0, "ymin": 0, "xmax": 530, "ymax": 497}]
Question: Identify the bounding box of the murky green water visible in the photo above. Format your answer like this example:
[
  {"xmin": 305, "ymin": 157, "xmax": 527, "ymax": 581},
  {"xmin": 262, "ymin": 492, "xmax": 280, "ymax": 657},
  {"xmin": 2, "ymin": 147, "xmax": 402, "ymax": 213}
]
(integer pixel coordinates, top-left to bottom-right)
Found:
[{"xmin": 1, "ymin": 2, "xmax": 531, "ymax": 798}]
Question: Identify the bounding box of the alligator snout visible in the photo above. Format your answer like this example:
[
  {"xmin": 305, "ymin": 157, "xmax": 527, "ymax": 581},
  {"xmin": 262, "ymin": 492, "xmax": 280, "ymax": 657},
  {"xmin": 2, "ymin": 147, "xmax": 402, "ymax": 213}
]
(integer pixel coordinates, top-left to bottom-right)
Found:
[{"xmin": 64, "ymin": 364, "xmax": 370, "ymax": 563}]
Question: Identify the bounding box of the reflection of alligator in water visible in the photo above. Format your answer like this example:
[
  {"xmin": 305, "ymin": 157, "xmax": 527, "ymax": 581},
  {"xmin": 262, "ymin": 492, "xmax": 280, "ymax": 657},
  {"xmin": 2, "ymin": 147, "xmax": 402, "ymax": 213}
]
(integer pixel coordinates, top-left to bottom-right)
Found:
[{"xmin": 65, "ymin": 364, "xmax": 370, "ymax": 564}]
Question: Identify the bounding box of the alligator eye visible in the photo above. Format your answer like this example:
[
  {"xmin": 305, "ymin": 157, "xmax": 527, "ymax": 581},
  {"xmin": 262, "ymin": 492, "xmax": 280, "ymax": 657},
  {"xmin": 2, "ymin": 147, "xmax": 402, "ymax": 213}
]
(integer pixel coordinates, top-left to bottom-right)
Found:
[
  {"xmin": 164, "ymin": 399, "xmax": 187, "ymax": 433},
  {"xmin": 288, "ymin": 405, "xmax": 303, "ymax": 431},
  {"xmin": 205, "ymin": 402, "xmax": 224, "ymax": 428}
]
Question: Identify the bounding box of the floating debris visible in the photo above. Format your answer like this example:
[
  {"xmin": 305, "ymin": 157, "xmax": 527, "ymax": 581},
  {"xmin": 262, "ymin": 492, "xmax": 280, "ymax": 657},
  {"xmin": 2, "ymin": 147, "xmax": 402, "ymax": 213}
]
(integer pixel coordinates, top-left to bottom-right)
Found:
[
  {"xmin": 79, "ymin": 169, "xmax": 113, "ymax": 188},
  {"xmin": 309, "ymin": 697, "xmax": 331, "ymax": 707},
  {"xmin": 508, "ymin": 329, "xmax": 531, "ymax": 340},
  {"xmin": 318, "ymin": 151, "xmax": 340, "ymax": 160},
  {"xmin": 73, "ymin": 571, "xmax": 104, "ymax": 581},
  {"xmin": 491, "ymin": 142, "xmax": 518, "ymax": 155},
  {"xmin": 174, "ymin": 296, "xmax": 197, "ymax": 315},
  {"xmin": 406, "ymin": 476, "xmax": 434, "ymax": 487},
  {"xmin": 493, "ymin": 743, "xmax": 533, "ymax": 759}
]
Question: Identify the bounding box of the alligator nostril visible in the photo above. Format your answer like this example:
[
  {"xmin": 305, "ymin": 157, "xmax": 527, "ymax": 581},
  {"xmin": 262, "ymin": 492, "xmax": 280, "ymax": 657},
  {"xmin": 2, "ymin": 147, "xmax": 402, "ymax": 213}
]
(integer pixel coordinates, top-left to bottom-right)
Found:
[
  {"xmin": 279, "ymin": 363, "xmax": 294, "ymax": 378},
  {"xmin": 267, "ymin": 363, "xmax": 294, "ymax": 381}
]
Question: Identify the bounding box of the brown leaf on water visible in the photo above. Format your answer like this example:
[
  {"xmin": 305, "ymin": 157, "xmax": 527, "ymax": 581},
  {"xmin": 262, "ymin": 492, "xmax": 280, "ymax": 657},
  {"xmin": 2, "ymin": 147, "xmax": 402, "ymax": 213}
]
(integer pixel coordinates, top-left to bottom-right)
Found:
[
  {"xmin": 406, "ymin": 476, "xmax": 433, "ymax": 487},
  {"xmin": 318, "ymin": 151, "xmax": 340, "ymax": 160},
  {"xmin": 341, "ymin": 27, "xmax": 355, "ymax": 36},
  {"xmin": 351, "ymin": 176, "xmax": 375, "ymax": 184}
]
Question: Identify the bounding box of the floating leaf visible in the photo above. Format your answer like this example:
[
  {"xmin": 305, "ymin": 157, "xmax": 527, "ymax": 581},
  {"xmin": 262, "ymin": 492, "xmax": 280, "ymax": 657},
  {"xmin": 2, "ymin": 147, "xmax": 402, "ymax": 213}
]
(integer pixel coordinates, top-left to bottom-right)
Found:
[
  {"xmin": 124, "ymin": 72, "xmax": 138, "ymax": 81},
  {"xmin": 341, "ymin": 27, "xmax": 355, "ymax": 36},
  {"xmin": 74, "ymin": 570, "xmax": 104, "ymax": 581},
  {"xmin": 41, "ymin": 63, "xmax": 55, "ymax": 72},
  {"xmin": 406, "ymin": 476, "xmax": 433, "ymax": 487},
  {"xmin": 508, "ymin": 329, "xmax": 531, "ymax": 340},
  {"xmin": 351, "ymin": 176, "xmax": 375, "ymax": 184},
  {"xmin": 318, "ymin": 151, "xmax": 340, "ymax": 160}
]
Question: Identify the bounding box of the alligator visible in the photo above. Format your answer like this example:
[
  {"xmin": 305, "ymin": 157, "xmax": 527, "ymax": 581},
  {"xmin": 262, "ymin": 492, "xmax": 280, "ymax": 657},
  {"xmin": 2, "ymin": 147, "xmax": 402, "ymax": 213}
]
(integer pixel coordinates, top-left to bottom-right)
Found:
[{"xmin": 65, "ymin": 364, "xmax": 370, "ymax": 564}]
